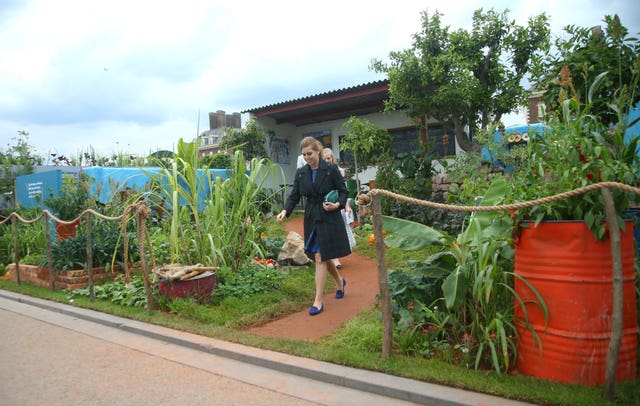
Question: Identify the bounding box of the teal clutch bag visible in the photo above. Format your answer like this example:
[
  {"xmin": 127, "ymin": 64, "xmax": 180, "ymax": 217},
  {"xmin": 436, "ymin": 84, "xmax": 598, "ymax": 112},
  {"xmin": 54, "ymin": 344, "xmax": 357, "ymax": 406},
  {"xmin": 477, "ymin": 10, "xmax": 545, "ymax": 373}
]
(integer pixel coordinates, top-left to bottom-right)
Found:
[{"xmin": 324, "ymin": 190, "xmax": 339, "ymax": 203}]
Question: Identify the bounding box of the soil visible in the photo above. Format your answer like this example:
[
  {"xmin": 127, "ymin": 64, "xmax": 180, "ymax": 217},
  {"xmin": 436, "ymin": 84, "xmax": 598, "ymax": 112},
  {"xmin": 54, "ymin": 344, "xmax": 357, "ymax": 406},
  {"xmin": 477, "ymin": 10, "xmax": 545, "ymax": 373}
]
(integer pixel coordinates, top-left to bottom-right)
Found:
[{"xmin": 246, "ymin": 216, "xmax": 380, "ymax": 341}]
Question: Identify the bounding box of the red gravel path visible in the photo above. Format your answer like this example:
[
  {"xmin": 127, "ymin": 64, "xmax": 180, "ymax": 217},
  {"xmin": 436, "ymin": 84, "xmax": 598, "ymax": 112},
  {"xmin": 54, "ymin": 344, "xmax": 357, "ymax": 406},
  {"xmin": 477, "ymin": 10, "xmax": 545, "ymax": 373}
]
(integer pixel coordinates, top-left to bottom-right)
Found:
[{"xmin": 246, "ymin": 216, "xmax": 380, "ymax": 341}]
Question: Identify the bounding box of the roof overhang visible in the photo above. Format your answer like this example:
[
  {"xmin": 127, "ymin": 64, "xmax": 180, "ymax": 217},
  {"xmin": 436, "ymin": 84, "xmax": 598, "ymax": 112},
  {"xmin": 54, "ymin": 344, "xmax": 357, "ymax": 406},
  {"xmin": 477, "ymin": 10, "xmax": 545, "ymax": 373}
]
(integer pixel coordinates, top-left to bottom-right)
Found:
[{"xmin": 243, "ymin": 80, "xmax": 389, "ymax": 127}]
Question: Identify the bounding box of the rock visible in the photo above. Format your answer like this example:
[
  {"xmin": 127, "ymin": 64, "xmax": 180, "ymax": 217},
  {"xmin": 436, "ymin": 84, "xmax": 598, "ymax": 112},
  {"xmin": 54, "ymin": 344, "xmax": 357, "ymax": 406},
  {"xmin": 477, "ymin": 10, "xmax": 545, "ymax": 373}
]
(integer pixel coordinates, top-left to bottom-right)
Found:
[{"xmin": 277, "ymin": 231, "xmax": 310, "ymax": 265}]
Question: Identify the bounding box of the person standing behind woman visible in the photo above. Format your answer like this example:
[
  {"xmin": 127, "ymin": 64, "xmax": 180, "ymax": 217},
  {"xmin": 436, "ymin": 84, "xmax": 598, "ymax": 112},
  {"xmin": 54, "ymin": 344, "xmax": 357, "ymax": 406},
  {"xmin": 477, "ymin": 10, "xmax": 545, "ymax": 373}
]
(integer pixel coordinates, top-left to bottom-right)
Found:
[
  {"xmin": 276, "ymin": 137, "xmax": 350, "ymax": 316},
  {"xmin": 322, "ymin": 148, "xmax": 356, "ymax": 269}
]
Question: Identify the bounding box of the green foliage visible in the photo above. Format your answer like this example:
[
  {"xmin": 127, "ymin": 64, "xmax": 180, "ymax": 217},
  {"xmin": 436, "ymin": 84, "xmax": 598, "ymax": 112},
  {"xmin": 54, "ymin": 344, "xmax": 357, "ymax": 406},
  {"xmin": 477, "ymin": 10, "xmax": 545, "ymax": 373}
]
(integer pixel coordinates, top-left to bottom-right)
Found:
[
  {"xmin": 371, "ymin": 8, "xmax": 550, "ymax": 151},
  {"xmin": 0, "ymin": 207, "xmax": 46, "ymax": 267},
  {"xmin": 50, "ymin": 218, "xmax": 134, "ymax": 271},
  {"xmin": 214, "ymin": 264, "xmax": 285, "ymax": 299},
  {"xmin": 531, "ymin": 14, "xmax": 640, "ymax": 124},
  {"xmin": 383, "ymin": 177, "xmax": 547, "ymax": 373},
  {"xmin": 262, "ymin": 236, "xmax": 285, "ymax": 260},
  {"xmin": 340, "ymin": 116, "xmax": 391, "ymax": 192},
  {"xmin": 374, "ymin": 150, "xmax": 462, "ymax": 231},
  {"xmin": 219, "ymin": 119, "xmax": 268, "ymax": 160},
  {"xmin": 147, "ymin": 144, "xmax": 283, "ymax": 271},
  {"xmin": 0, "ymin": 131, "xmax": 44, "ymax": 207},
  {"xmin": 507, "ymin": 83, "xmax": 640, "ymax": 239},
  {"xmin": 201, "ymin": 151, "xmax": 283, "ymax": 271},
  {"xmin": 43, "ymin": 172, "xmax": 94, "ymax": 221},
  {"xmin": 70, "ymin": 274, "xmax": 152, "ymax": 308},
  {"xmin": 330, "ymin": 309, "xmax": 383, "ymax": 354},
  {"xmin": 0, "ymin": 130, "xmax": 43, "ymax": 173},
  {"xmin": 201, "ymin": 152, "xmax": 233, "ymax": 169}
]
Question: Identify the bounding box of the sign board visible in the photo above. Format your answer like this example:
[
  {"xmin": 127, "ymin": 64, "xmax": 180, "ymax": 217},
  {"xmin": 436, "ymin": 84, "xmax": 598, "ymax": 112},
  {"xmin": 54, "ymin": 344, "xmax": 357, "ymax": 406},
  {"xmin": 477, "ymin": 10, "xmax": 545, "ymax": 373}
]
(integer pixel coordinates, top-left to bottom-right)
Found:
[{"xmin": 15, "ymin": 170, "xmax": 62, "ymax": 208}]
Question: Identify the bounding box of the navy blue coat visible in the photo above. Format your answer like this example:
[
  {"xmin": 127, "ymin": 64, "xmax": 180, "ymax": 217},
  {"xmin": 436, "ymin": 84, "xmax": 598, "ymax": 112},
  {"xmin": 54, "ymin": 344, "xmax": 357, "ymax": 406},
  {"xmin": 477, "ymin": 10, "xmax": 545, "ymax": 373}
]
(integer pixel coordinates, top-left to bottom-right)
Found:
[{"xmin": 283, "ymin": 159, "xmax": 351, "ymax": 261}]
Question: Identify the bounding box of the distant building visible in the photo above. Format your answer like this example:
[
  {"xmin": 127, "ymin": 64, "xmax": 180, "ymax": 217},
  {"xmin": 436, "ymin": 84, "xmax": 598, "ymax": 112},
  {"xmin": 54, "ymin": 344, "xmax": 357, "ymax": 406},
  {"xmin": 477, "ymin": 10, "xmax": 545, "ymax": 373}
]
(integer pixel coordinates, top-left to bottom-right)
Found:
[
  {"xmin": 527, "ymin": 90, "xmax": 545, "ymax": 124},
  {"xmin": 198, "ymin": 110, "xmax": 241, "ymax": 157}
]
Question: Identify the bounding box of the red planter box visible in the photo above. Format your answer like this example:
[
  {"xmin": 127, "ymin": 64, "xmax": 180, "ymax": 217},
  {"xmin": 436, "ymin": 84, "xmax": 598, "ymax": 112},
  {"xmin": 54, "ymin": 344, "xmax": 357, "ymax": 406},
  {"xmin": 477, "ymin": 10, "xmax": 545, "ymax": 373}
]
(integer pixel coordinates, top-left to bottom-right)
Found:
[{"xmin": 158, "ymin": 271, "xmax": 217, "ymax": 303}]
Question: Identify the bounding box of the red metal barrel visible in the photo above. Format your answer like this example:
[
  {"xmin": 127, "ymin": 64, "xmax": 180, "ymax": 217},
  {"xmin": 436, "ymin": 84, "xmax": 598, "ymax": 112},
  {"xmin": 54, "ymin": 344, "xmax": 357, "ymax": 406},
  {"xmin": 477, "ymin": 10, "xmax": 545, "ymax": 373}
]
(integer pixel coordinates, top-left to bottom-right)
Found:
[{"xmin": 514, "ymin": 221, "xmax": 637, "ymax": 386}]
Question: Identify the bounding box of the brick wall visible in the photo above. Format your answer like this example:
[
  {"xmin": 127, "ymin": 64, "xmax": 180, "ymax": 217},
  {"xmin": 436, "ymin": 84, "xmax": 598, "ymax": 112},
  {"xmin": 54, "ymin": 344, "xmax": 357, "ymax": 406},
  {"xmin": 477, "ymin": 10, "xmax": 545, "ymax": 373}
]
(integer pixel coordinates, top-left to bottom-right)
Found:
[{"xmin": 7, "ymin": 264, "xmax": 121, "ymax": 290}]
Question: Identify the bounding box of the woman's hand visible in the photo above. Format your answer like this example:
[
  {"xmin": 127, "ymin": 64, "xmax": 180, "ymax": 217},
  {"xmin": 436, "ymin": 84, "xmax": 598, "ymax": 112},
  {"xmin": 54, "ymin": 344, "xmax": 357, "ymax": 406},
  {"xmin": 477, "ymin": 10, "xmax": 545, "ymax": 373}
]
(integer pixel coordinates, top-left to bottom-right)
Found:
[
  {"xmin": 276, "ymin": 210, "xmax": 287, "ymax": 222},
  {"xmin": 322, "ymin": 201, "xmax": 340, "ymax": 212}
]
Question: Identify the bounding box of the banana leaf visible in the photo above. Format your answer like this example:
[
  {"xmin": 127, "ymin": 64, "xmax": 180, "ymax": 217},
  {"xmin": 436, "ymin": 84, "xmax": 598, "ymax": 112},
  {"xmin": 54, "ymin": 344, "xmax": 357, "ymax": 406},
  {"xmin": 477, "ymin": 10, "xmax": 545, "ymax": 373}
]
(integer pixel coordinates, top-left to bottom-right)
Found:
[{"xmin": 382, "ymin": 215, "xmax": 445, "ymax": 250}]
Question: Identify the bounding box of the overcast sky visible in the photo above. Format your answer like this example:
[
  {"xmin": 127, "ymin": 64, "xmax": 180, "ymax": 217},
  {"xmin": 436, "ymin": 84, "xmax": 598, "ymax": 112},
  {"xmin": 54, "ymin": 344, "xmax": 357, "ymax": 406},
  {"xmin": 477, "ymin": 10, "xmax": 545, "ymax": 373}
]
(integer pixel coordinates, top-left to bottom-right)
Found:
[{"xmin": 1, "ymin": 0, "xmax": 638, "ymax": 161}]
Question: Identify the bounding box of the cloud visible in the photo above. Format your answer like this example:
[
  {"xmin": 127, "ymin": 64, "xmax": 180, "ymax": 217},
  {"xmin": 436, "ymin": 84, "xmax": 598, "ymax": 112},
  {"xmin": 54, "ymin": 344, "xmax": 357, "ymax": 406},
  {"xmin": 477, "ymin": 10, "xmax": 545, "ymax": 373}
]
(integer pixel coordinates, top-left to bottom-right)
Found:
[{"xmin": 1, "ymin": 0, "xmax": 638, "ymax": 157}]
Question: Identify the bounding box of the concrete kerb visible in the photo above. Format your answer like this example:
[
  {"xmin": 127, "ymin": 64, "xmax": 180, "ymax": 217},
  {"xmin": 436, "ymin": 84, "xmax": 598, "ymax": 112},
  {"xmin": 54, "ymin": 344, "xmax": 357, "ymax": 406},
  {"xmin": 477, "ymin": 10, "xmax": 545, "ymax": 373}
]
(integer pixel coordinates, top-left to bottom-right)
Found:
[{"xmin": 0, "ymin": 290, "xmax": 531, "ymax": 406}]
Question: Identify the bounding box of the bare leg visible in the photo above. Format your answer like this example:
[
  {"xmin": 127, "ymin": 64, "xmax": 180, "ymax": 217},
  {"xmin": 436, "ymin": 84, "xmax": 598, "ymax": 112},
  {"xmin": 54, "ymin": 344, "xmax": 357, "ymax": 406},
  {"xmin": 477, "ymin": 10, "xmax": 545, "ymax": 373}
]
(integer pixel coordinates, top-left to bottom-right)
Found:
[
  {"xmin": 326, "ymin": 257, "xmax": 344, "ymax": 290},
  {"xmin": 313, "ymin": 253, "xmax": 328, "ymax": 308}
]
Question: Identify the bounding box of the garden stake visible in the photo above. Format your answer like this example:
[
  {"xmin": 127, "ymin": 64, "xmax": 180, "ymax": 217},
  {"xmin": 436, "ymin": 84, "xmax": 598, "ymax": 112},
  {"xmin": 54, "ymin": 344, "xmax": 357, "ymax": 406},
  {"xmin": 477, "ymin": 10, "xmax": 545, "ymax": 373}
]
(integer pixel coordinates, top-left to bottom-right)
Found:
[
  {"xmin": 12, "ymin": 215, "xmax": 20, "ymax": 285},
  {"xmin": 44, "ymin": 213, "xmax": 54, "ymax": 290},
  {"xmin": 122, "ymin": 210, "xmax": 131, "ymax": 286},
  {"xmin": 372, "ymin": 192, "xmax": 393, "ymax": 360},
  {"xmin": 601, "ymin": 187, "xmax": 623, "ymax": 401},
  {"xmin": 85, "ymin": 212, "xmax": 94, "ymax": 302}
]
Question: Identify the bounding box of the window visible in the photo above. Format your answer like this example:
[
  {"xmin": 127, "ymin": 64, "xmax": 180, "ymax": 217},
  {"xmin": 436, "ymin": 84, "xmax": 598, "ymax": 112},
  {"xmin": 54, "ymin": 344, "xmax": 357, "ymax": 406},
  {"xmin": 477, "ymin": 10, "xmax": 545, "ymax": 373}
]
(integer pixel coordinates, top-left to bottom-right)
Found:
[
  {"xmin": 303, "ymin": 130, "xmax": 332, "ymax": 149},
  {"xmin": 387, "ymin": 125, "xmax": 456, "ymax": 158},
  {"xmin": 389, "ymin": 127, "xmax": 420, "ymax": 156},
  {"xmin": 425, "ymin": 124, "xmax": 456, "ymax": 157}
]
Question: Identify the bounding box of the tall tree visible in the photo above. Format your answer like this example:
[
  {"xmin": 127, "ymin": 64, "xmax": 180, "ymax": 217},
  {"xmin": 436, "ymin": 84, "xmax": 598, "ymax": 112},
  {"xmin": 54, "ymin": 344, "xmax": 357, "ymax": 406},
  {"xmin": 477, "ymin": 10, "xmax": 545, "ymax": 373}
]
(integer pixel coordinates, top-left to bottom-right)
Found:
[{"xmin": 371, "ymin": 8, "xmax": 550, "ymax": 151}]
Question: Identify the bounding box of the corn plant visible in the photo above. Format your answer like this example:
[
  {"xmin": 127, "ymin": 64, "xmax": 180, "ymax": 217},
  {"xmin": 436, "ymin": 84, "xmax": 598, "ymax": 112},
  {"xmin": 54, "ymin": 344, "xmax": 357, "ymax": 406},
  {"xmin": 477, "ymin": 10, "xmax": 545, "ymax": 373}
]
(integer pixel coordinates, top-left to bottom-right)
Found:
[
  {"xmin": 147, "ymin": 143, "xmax": 283, "ymax": 271},
  {"xmin": 201, "ymin": 150, "xmax": 283, "ymax": 272}
]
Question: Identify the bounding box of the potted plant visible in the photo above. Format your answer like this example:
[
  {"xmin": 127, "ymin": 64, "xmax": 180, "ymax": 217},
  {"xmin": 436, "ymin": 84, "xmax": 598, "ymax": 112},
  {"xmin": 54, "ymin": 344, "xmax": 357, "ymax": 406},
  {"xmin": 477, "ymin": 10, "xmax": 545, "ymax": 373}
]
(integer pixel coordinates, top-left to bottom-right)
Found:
[
  {"xmin": 505, "ymin": 71, "xmax": 639, "ymax": 386},
  {"xmin": 43, "ymin": 172, "xmax": 93, "ymax": 240}
]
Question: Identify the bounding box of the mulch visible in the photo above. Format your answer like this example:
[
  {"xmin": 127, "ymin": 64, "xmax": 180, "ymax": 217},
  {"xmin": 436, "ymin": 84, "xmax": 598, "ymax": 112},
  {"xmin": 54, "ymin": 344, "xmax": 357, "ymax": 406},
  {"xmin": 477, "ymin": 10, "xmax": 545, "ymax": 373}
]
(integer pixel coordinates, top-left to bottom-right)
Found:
[{"xmin": 246, "ymin": 216, "xmax": 380, "ymax": 341}]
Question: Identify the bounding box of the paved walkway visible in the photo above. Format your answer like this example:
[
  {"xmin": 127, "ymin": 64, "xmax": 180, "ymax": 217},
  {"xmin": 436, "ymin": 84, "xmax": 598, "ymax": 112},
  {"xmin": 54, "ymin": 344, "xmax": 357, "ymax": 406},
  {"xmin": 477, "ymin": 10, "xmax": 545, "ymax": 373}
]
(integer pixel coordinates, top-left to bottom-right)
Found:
[{"xmin": 0, "ymin": 290, "xmax": 533, "ymax": 405}]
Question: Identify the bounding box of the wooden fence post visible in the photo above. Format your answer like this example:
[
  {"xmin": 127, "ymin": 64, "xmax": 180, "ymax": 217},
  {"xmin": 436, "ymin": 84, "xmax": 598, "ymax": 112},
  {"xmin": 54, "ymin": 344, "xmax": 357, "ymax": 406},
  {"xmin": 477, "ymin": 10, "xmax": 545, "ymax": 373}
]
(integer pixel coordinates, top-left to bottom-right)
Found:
[
  {"xmin": 135, "ymin": 204, "xmax": 154, "ymax": 312},
  {"xmin": 372, "ymin": 192, "xmax": 393, "ymax": 359},
  {"xmin": 85, "ymin": 213, "xmax": 95, "ymax": 302},
  {"xmin": 44, "ymin": 214, "xmax": 55, "ymax": 290},
  {"xmin": 601, "ymin": 187, "xmax": 622, "ymax": 400},
  {"xmin": 12, "ymin": 216, "xmax": 20, "ymax": 285}
]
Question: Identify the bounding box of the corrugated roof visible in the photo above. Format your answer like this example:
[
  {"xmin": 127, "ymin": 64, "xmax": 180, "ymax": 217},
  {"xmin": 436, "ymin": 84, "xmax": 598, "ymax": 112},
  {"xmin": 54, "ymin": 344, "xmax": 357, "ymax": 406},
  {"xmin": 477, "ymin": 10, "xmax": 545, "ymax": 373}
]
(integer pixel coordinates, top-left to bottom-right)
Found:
[{"xmin": 242, "ymin": 80, "xmax": 390, "ymax": 126}]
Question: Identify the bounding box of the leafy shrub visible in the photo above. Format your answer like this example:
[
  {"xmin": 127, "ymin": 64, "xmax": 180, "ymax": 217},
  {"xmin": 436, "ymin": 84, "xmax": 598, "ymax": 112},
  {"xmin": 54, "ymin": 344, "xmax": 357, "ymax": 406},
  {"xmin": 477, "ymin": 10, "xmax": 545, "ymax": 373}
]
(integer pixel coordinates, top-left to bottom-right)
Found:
[
  {"xmin": 69, "ymin": 274, "xmax": 152, "ymax": 308},
  {"xmin": 0, "ymin": 206, "xmax": 46, "ymax": 267},
  {"xmin": 201, "ymin": 152, "xmax": 233, "ymax": 169},
  {"xmin": 262, "ymin": 236, "xmax": 285, "ymax": 260},
  {"xmin": 51, "ymin": 218, "xmax": 135, "ymax": 271},
  {"xmin": 214, "ymin": 264, "xmax": 285, "ymax": 299},
  {"xmin": 383, "ymin": 178, "xmax": 528, "ymax": 373}
]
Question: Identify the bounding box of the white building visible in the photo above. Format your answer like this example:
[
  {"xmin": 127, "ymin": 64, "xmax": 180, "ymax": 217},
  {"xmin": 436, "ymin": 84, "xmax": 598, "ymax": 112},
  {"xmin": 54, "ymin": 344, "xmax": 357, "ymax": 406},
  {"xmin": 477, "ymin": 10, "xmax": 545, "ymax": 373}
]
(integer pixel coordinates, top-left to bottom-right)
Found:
[{"xmin": 243, "ymin": 80, "xmax": 459, "ymax": 190}]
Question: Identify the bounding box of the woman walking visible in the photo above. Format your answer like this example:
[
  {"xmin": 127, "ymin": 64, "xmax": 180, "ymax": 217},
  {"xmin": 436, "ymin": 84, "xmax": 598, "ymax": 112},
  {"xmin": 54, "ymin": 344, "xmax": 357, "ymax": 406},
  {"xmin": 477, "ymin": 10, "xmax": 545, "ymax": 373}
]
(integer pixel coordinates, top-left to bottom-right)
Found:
[{"xmin": 276, "ymin": 137, "xmax": 351, "ymax": 315}]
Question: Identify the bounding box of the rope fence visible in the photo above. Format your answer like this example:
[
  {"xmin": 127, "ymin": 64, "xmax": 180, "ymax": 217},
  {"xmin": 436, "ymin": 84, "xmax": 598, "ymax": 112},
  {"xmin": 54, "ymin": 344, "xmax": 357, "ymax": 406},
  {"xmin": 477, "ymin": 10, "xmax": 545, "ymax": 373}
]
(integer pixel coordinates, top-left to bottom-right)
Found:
[
  {"xmin": 362, "ymin": 181, "xmax": 639, "ymax": 396},
  {"xmin": 357, "ymin": 181, "xmax": 640, "ymax": 212},
  {"xmin": 1, "ymin": 201, "xmax": 155, "ymax": 310}
]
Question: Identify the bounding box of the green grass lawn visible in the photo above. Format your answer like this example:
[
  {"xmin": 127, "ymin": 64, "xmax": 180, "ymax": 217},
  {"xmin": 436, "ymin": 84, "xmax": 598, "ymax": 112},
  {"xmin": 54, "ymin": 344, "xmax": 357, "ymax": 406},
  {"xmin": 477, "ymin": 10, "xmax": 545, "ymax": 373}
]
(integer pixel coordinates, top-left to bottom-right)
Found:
[{"xmin": 1, "ymin": 215, "xmax": 638, "ymax": 406}]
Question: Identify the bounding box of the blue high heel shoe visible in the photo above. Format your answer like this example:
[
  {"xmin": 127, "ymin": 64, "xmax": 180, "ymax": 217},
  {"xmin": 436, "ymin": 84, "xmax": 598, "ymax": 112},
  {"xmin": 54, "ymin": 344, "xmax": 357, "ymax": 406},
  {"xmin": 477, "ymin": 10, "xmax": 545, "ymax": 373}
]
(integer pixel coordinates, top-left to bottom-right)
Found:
[{"xmin": 336, "ymin": 278, "xmax": 346, "ymax": 299}]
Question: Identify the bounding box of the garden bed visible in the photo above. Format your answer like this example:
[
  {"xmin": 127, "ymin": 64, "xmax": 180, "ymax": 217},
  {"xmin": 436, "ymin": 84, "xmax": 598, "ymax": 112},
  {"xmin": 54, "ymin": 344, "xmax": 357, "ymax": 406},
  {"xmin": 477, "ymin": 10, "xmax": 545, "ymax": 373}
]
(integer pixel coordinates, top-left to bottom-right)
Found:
[{"xmin": 6, "ymin": 264, "xmax": 122, "ymax": 290}]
